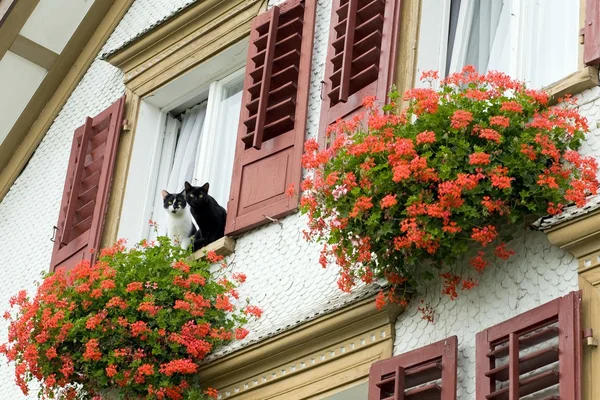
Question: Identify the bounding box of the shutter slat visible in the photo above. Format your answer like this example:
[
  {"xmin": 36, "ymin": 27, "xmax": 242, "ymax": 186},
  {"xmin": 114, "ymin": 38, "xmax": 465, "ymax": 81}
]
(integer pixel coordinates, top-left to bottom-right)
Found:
[
  {"xmin": 338, "ymin": 0, "xmax": 356, "ymax": 102},
  {"xmin": 252, "ymin": 6, "xmax": 280, "ymax": 150},
  {"xmin": 368, "ymin": 336, "xmax": 457, "ymax": 400},
  {"xmin": 486, "ymin": 346, "xmax": 559, "ymax": 382},
  {"xmin": 59, "ymin": 117, "xmax": 93, "ymax": 245},
  {"xmin": 487, "ymin": 326, "xmax": 558, "ymax": 358},
  {"xmin": 404, "ymin": 382, "xmax": 441, "ymax": 400},
  {"xmin": 50, "ymin": 96, "xmax": 125, "ymax": 272},
  {"xmin": 246, "ymin": 81, "xmax": 297, "ymax": 114},
  {"xmin": 476, "ymin": 291, "xmax": 582, "ymax": 400},
  {"xmin": 485, "ymin": 370, "xmax": 559, "ymax": 400}
]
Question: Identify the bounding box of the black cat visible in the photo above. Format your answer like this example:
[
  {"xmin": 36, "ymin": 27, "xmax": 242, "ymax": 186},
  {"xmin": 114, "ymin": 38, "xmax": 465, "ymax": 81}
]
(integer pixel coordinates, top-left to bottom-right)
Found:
[{"xmin": 184, "ymin": 181, "xmax": 227, "ymax": 249}]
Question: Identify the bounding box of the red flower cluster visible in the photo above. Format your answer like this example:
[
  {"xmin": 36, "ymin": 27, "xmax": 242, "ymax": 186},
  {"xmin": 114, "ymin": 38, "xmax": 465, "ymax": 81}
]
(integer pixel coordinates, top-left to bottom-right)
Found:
[
  {"xmin": 300, "ymin": 65, "xmax": 598, "ymax": 312},
  {"xmin": 0, "ymin": 234, "xmax": 262, "ymax": 399}
]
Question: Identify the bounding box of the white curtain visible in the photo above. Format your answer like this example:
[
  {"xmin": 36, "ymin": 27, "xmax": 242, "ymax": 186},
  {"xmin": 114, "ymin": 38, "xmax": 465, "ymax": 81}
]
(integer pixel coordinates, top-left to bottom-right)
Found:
[
  {"xmin": 463, "ymin": 0, "xmax": 509, "ymax": 74},
  {"xmin": 454, "ymin": 0, "xmax": 578, "ymax": 88},
  {"xmin": 166, "ymin": 103, "xmax": 207, "ymax": 193},
  {"xmin": 204, "ymin": 90, "xmax": 242, "ymax": 208},
  {"xmin": 521, "ymin": 0, "xmax": 578, "ymax": 88}
]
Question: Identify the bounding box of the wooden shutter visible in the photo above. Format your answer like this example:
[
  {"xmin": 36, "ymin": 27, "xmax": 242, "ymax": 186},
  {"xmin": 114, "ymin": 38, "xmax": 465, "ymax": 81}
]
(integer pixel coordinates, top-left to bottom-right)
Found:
[
  {"xmin": 318, "ymin": 0, "xmax": 402, "ymax": 142},
  {"xmin": 225, "ymin": 0, "xmax": 315, "ymax": 235},
  {"xmin": 368, "ymin": 336, "xmax": 458, "ymax": 400},
  {"xmin": 50, "ymin": 96, "xmax": 126, "ymax": 273},
  {"xmin": 475, "ymin": 291, "xmax": 582, "ymax": 400},
  {"xmin": 584, "ymin": 0, "xmax": 600, "ymax": 65}
]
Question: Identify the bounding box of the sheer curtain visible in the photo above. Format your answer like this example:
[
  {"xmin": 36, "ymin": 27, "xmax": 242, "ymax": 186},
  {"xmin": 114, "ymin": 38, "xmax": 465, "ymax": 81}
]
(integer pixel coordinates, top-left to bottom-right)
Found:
[
  {"xmin": 200, "ymin": 90, "xmax": 242, "ymax": 208},
  {"xmin": 522, "ymin": 0, "xmax": 578, "ymax": 88},
  {"xmin": 167, "ymin": 103, "xmax": 207, "ymax": 193},
  {"xmin": 453, "ymin": 0, "xmax": 578, "ymax": 88},
  {"xmin": 463, "ymin": 0, "xmax": 509, "ymax": 74}
]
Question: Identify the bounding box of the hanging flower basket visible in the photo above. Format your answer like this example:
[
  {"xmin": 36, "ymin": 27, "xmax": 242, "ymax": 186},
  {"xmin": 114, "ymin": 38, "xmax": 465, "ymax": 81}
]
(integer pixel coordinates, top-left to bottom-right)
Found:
[
  {"xmin": 300, "ymin": 66, "xmax": 598, "ymax": 310},
  {"xmin": 1, "ymin": 232, "xmax": 261, "ymax": 399}
]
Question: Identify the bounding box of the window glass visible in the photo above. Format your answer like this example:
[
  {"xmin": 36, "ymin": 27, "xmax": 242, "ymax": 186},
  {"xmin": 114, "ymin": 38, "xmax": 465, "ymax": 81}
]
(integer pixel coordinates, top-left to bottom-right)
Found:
[
  {"xmin": 321, "ymin": 382, "xmax": 368, "ymax": 400},
  {"xmin": 418, "ymin": 0, "xmax": 579, "ymax": 88}
]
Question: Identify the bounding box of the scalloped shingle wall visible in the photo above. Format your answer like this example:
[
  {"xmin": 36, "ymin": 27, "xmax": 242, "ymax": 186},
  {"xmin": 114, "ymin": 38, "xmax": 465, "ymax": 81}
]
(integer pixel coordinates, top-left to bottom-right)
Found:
[
  {"xmin": 0, "ymin": 0, "xmax": 598, "ymax": 398},
  {"xmin": 394, "ymin": 228, "xmax": 578, "ymax": 399}
]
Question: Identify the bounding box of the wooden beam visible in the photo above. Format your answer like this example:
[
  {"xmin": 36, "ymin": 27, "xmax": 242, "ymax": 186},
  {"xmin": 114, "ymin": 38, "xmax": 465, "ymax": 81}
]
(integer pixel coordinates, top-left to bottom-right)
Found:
[
  {"xmin": 9, "ymin": 34, "xmax": 58, "ymax": 70},
  {"xmin": 0, "ymin": 0, "xmax": 39, "ymax": 61},
  {"xmin": 0, "ymin": 0, "xmax": 18, "ymax": 26},
  {"xmin": 0, "ymin": 0, "xmax": 134, "ymax": 201}
]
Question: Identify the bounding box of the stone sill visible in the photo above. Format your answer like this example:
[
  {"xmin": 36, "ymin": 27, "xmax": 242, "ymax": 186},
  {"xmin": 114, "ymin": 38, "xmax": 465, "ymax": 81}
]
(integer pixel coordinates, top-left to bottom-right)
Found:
[{"xmin": 189, "ymin": 236, "xmax": 236, "ymax": 261}]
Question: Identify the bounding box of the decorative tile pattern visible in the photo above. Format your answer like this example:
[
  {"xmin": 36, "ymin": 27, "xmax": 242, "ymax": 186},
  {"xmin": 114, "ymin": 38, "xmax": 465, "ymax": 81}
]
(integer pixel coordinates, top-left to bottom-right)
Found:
[{"xmin": 0, "ymin": 0, "xmax": 597, "ymax": 397}]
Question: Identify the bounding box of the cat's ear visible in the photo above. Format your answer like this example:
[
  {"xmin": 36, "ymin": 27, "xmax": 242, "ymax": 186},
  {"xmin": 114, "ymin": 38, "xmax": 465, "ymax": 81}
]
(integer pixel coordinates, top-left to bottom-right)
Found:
[
  {"xmin": 184, "ymin": 181, "xmax": 192, "ymax": 192},
  {"xmin": 161, "ymin": 190, "xmax": 169, "ymax": 199},
  {"xmin": 201, "ymin": 182, "xmax": 210, "ymax": 193}
]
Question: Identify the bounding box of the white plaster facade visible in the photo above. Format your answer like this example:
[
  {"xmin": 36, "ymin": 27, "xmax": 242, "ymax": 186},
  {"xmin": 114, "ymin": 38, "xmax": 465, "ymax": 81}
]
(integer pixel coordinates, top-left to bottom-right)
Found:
[{"xmin": 0, "ymin": 0, "xmax": 599, "ymax": 398}]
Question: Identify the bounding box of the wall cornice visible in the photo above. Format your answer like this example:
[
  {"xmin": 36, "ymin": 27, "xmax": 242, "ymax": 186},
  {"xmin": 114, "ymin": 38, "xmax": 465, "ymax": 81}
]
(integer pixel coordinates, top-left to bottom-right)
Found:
[{"xmin": 196, "ymin": 296, "xmax": 402, "ymax": 399}]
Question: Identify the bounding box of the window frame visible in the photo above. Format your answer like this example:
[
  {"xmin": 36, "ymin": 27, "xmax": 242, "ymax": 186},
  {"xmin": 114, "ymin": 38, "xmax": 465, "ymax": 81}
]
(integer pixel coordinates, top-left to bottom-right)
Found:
[{"xmin": 141, "ymin": 66, "xmax": 245, "ymax": 241}]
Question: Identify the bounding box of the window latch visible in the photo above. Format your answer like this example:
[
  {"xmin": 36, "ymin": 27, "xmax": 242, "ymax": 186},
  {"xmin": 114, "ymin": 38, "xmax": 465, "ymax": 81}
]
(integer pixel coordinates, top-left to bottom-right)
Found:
[
  {"xmin": 50, "ymin": 226, "xmax": 58, "ymax": 243},
  {"xmin": 122, "ymin": 119, "xmax": 130, "ymax": 132},
  {"xmin": 584, "ymin": 328, "xmax": 598, "ymax": 347}
]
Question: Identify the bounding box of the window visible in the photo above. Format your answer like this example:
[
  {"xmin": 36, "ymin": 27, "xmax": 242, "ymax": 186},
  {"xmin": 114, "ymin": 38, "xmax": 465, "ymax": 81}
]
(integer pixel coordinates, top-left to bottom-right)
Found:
[
  {"xmin": 117, "ymin": 0, "xmax": 316, "ymax": 243},
  {"xmin": 147, "ymin": 68, "xmax": 244, "ymax": 241},
  {"xmin": 416, "ymin": 0, "xmax": 580, "ymax": 88}
]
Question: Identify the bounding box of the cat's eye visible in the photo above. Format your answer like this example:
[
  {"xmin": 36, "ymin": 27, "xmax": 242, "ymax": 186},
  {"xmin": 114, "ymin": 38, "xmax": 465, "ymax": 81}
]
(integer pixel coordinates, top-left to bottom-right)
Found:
[
  {"xmin": 168, "ymin": 201, "xmax": 173, "ymax": 205},
  {"xmin": 190, "ymin": 194, "xmax": 194, "ymax": 198},
  {"xmin": 199, "ymin": 194, "xmax": 203, "ymax": 198}
]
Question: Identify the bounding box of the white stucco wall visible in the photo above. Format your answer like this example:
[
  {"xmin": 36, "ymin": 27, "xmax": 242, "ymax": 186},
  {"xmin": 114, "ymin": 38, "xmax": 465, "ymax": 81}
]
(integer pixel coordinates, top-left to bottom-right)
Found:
[{"xmin": 1, "ymin": 0, "xmax": 599, "ymax": 398}]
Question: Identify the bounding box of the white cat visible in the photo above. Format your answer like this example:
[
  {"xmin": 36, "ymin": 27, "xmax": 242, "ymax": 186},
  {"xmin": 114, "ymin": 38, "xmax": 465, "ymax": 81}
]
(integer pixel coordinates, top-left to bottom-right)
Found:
[{"xmin": 161, "ymin": 189, "xmax": 197, "ymax": 250}]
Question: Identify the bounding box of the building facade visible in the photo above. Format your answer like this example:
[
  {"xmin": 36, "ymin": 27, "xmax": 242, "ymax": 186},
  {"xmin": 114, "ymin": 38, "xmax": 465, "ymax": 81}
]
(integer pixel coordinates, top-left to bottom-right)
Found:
[{"xmin": 1, "ymin": 0, "xmax": 600, "ymax": 398}]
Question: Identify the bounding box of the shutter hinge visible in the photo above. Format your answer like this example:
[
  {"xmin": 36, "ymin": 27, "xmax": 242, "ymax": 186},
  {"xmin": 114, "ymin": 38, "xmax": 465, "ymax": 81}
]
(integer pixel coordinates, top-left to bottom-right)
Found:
[
  {"xmin": 583, "ymin": 328, "xmax": 598, "ymax": 347},
  {"xmin": 580, "ymin": 27, "xmax": 585, "ymax": 45},
  {"xmin": 122, "ymin": 119, "xmax": 131, "ymax": 132},
  {"xmin": 263, "ymin": 214, "xmax": 283, "ymax": 227},
  {"xmin": 50, "ymin": 226, "xmax": 58, "ymax": 242}
]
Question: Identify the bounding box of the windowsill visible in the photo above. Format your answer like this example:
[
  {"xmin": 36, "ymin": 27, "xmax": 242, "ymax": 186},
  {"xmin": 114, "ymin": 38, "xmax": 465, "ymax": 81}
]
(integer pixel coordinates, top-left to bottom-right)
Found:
[
  {"xmin": 545, "ymin": 66, "xmax": 599, "ymax": 102},
  {"xmin": 189, "ymin": 236, "xmax": 236, "ymax": 261}
]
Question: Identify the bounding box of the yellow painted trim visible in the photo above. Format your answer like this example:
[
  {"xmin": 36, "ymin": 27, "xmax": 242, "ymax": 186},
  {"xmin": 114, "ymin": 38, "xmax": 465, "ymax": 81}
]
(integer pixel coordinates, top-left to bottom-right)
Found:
[
  {"xmin": 0, "ymin": 0, "xmax": 39, "ymax": 61},
  {"xmin": 0, "ymin": 0, "xmax": 134, "ymax": 202},
  {"xmin": 196, "ymin": 296, "xmax": 401, "ymax": 399},
  {"xmin": 579, "ymin": 276, "xmax": 600, "ymax": 400},
  {"xmin": 105, "ymin": 0, "xmax": 265, "ymax": 96},
  {"xmin": 545, "ymin": 66, "xmax": 599, "ymax": 102},
  {"xmin": 394, "ymin": 0, "xmax": 421, "ymax": 107},
  {"xmin": 9, "ymin": 34, "xmax": 58, "ymax": 70},
  {"xmin": 545, "ymin": 210, "xmax": 600, "ymax": 261}
]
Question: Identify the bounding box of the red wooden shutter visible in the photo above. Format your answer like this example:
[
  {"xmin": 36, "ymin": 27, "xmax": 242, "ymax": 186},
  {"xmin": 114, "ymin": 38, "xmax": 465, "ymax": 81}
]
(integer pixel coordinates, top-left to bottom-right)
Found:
[
  {"xmin": 225, "ymin": 0, "xmax": 316, "ymax": 235},
  {"xmin": 318, "ymin": 0, "xmax": 402, "ymax": 143},
  {"xmin": 475, "ymin": 291, "xmax": 582, "ymax": 400},
  {"xmin": 368, "ymin": 336, "xmax": 458, "ymax": 400},
  {"xmin": 584, "ymin": 0, "xmax": 600, "ymax": 65},
  {"xmin": 50, "ymin": 96, "xmax": 126, "ymax": 273}
]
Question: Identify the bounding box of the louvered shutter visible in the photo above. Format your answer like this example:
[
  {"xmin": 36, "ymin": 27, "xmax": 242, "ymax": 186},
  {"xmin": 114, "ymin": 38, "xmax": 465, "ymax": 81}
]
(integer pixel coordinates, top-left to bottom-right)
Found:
[
  {"xmin": 368, "ymin": 336, "xmax": 458, "ymax": 400},
  {"xmin": 319, "ymin": 0, "xmax": 402, "ymax": 142},
  {"xmin": 475, "ymin": 291, "xmax": 582, "ymax": 400},
  {"xmin": 225, "ymin": 0, "xmax": 316, "ymax": 235},
  {"xmin": 584, "ymin": 0, "xmax": 600, "ymax": 65},
  {"xmin": 50, "ymin": 96, "xmax": 125, "ymax": 272}
]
